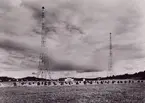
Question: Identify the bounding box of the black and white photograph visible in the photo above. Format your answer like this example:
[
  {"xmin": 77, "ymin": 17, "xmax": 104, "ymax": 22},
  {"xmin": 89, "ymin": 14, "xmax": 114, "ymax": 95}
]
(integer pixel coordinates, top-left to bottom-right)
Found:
[{"xmin": 0, "ymin": 0, "xmax": 145, "ymax": 103}]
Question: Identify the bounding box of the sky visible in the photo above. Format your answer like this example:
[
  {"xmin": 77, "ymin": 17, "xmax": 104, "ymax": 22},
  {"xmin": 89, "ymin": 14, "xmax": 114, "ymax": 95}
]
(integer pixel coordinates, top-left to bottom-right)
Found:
[{"xmin": 0, "ymin": 0, "xmax": 145, "ymax": 79}]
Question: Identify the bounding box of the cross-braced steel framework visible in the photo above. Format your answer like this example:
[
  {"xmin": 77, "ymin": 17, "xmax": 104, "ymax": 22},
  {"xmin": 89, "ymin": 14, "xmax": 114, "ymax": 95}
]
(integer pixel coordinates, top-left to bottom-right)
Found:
[
  {"xmin": 108, "ymin": 33, "xmax": 113, "ymax": 76},
  {"xmin": 37, "ymin": 7, "xmax": 52, "ymax": 80}
]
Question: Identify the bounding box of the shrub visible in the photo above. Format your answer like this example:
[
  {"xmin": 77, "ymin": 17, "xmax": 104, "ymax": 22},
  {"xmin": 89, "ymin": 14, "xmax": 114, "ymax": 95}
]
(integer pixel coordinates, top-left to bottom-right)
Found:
[
  {"xmin": 44, "ymin": 82, "xmax": 47, "ymax": 85},
  {"xmin": 13, "ymin": 82, "xmax": 17, "ymax": 86},
  {"xmin": 37, "ymin": 82, "xmax": 40, "ymax": 86},
  {"xmin": 28, "ymin": 82, "xmax": 31, "ymax": 85},
  {"xmin": 76, "ymin": 82, "xmax": 79, "ymax": 85},
  {"xmin": 112, "ymin": 81, "xmax": 115, "ymax": 84},
  {"xmin": 83, "ymin": 81, "xmax": 86, "ymax": 85},
  {"xmin": 100, "ymin": 81, "xmax": 103, "ymax": 84}
]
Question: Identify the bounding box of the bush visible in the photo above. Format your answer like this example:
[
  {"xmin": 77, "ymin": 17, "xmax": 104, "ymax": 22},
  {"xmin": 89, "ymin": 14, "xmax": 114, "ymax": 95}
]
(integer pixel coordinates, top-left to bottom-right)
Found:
[
  {"xmin": 44, "ymin": 82, "xmax": 47, "ymax": 85},
  {"xmin": 112, "ymin": 81, "xmax": 115, "ymax": 84},
  {"xmin": 90, "ymin": 81, "xmax": 93, "ymax": 84},
  {"xmin": 37, "ymin": 82, "xmax": 40, "ymax": 86},
  {"xmin": 53, "ymin": 82, "xmax": 57, "ymax": 85},
  {"xmin": 48, "ymin": 82, "xmax": 51, "ymax": 85},
  {"xmin": 60, "ymin": 82, "xmax": 64, "ymax": 85},
  {"xmin": 83, "ymin": 81, "xmax": 86, "ymax": 85},
  {"xmin": 41, "ymin": 82, "xmax": 44, "ymax": 85},
  {"xmin": 65, "ymin": 82, "xmax": 67, "ymax": 84},
  {"xmin": 100, "ymin": 81, "xmax": 103, "ymax": 84},
  {"xmin": 21, "ymin": 82, "xmax": 24, "ymax": 85},
  {"xmin": 13, "ymin": 82, "xmax": 17, "ymax": 86},
  {"xmin": 29, "ymin": 82, "xmax": 31, "ymax": 85},
  {"xmin": 76, "ymin": 82, "xmax": 79, "ymax": 85}
]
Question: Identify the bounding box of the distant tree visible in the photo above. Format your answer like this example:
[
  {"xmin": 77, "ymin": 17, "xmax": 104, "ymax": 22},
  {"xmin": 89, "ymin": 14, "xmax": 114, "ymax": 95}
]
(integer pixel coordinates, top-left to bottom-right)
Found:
[
  {"xmin": 41, "ymin": 82, "xmax": 44, "ymax": 85},
  {"xmin": 13, "ymin": 82, "xmax": 17, "ymax": 86},
  {"xmin": 65, "ymin": 82, "xmax": 67, "ymax": 84},
  {"xmin": 76, "ymin": 82, "xmax": 79, "ymax": 85},
  {"xmin": 106, "ymin": 81, "xmax": 109, "ymax": 84},
  {"xmin": 21, "ymin": 82, "xmax": 24, "ymax": 85},
  {"xmin": 44, "ymin": 82, "xmax": 47, "ymax": 85},
  {"xmin": 53, "ymin": 82, "xmax": 57, "ymax": 85},
  {"xmin": 37, "ymin": 82, "xmax": 40, "ymax": 86},
  {"xmin": 68, "ymin": 82, "xmax": 71, "ymax": 85},
  {"xmin": 89, "ymin": 81, "xmax": 93, "ymax": 84},
  {"xmin": 48, "ymin": 82, "xmax": 51, "ymax": 85},
  {"xmin": 60, "ymin": 82, "xmax": 64, "ymax": 85},
  {"xmin": 29, "ymin": 82, "xmax": 31, "ymax": 85},
  {"xmin": 100, "ymin": 81, "xmax": 103, "ymax": 84},
  {"xmin": 83, "ymin": 81, "xmax": 86, "ymax": 85},
  {"xmin": 112, "ymin": 81, "xmax": 115, "ymax": 84}
]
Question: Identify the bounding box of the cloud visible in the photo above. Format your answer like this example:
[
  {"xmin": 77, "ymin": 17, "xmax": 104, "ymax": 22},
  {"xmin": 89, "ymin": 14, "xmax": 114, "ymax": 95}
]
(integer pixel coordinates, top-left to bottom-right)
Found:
[
  {"xmin": 0, "ymin": 0, "xmax": 36, "ymax": 37},
  {"xmin": 0, "ymin": 37, "xmax": 39, "ymax": 56},
  {"xmin": 0, "ymin": 36, "xmax": 101, "ymax": 72},
  {"xmin": 0, "ymin": 39, "xmax": 30, "ymax": 52},
  {"xmin": 0, "ymin": 0, "xmax": 145, "ymax": 78}
]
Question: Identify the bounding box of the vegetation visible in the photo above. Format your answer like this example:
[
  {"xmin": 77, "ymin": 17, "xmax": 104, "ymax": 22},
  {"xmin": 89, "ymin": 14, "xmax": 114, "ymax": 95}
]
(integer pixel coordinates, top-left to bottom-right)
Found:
[
  {"xmin": 102, "ymin": 71, "xmax": 145, "ymax": 80},
  {"xmin": 0, "ymin": 84, "xmax": 145, "ymax": 103},
  {"xmin": 1, "ymin": 70, "xmax": 145, "ymax": 82}
]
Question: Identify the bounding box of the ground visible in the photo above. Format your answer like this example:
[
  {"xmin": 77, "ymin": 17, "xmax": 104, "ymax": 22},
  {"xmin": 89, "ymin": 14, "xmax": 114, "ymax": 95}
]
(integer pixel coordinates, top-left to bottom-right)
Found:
[{"xmin": 0, "ymin": 83, "xmax": 145, "ymax": 103}]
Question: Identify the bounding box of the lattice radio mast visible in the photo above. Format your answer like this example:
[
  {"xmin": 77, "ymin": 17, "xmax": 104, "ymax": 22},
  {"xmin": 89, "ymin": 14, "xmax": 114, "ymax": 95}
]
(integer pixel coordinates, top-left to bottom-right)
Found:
[
  {"xmin": 108, "ymin": 33, "xmax": 113, "ymax": 76},
  {"xmin": 37, "ymin": 7, "xmax": 51, "ymax": 80}
]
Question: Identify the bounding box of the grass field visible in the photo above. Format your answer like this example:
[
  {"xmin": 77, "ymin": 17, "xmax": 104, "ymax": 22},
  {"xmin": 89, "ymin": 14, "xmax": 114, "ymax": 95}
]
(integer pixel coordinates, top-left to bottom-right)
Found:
[{"xmin": 0, "ymin": 83, "xmax": 145, "ymax": 103}]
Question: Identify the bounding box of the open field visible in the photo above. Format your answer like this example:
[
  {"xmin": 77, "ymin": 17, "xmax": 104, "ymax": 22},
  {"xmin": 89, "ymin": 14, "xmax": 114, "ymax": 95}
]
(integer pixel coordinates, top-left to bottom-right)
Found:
[{"xmin": 0, "ymin": 83, "xmax": 145, "ymax": 103}]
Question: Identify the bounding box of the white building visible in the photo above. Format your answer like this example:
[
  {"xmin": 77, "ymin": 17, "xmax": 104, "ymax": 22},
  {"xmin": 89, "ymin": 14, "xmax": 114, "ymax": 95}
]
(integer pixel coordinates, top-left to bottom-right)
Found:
[{"xmin": 65, "ymin": 78, "xmax": 74, "ymax": 83}]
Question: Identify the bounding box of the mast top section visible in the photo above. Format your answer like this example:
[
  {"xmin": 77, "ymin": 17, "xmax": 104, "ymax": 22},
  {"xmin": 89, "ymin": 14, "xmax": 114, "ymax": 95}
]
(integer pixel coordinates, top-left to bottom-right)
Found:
[{"xmin": 42, "ymin": 6, "xmax": 45, "ymax": 9}]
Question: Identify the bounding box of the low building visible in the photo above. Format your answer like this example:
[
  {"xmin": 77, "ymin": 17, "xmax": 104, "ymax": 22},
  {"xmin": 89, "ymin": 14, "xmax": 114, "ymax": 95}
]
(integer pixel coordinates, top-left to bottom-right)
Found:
[{"xmin": 65, "ymin": 78, "xmax": 74, "ymax": 82}]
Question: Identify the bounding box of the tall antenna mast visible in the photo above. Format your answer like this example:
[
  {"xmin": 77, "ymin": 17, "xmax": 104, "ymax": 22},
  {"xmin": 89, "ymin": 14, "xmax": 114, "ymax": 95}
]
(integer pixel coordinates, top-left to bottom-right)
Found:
[
  {"xmin": 108, "ymin": 33, "xmax": 113, "ymax": 76},
  {"xmin": 37, "ymin": 6, "xmax": 52, "ymax": 80}
]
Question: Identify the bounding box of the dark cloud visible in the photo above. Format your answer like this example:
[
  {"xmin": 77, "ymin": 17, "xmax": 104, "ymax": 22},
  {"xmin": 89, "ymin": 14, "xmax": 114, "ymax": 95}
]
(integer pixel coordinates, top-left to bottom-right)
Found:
[
  {"xmin": 0, "ymin": 38, "xmax": 100, "ymax": 72},
  {"xmin": 22, "ymin": 0, "xmax": 85, "ymax": 35},
  {"xmin": 1, "ymin": 60, "xmax": 14, "ymax": 66},
  {"xmin": 0, "ymin": 0, "xmax": 144, "ymax": 76},
  {"xmin": 113, "ymin": 44, "xmax": 144, "ymax": 60},
  {"xmin": 113, "ymin": 44, "xmax": 140, "ymax": 51},
  {"xmin": 0, "ymin": 0, "xmax": 12, "ymax": 12},
  {"xmin": 0, "ymin": 38, "xmax": 40, "ymax": 58},
  {"xmin": 51, "ymin": 63, "xmax": 101, "ymax": 72},
  {"xmin": 0, "ymin": 39, "xmax": 28, "ymax": 52},
  {"xmin": 114, "ymin": 1, "xmax": 141, "ymax": 35}
]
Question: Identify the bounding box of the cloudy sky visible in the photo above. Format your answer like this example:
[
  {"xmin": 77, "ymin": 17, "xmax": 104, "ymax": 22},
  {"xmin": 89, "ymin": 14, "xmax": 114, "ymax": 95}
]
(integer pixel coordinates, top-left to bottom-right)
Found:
[{"xmin": 0, "ymin": 0, "xmax": 145, "ymax": 79}]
